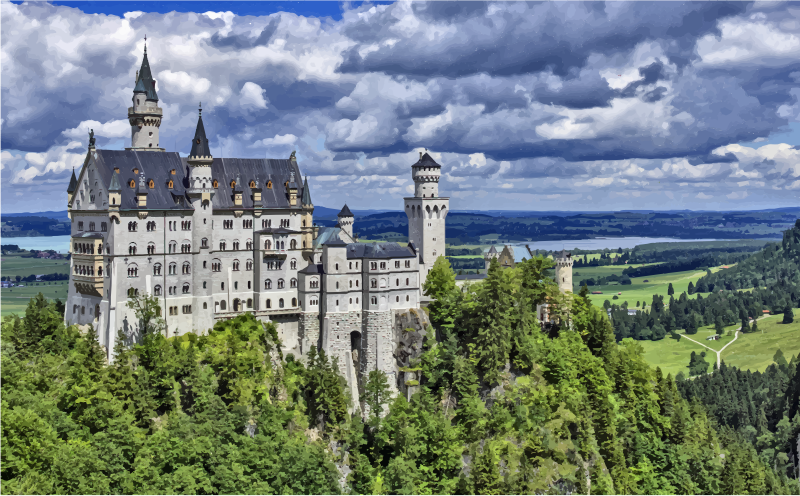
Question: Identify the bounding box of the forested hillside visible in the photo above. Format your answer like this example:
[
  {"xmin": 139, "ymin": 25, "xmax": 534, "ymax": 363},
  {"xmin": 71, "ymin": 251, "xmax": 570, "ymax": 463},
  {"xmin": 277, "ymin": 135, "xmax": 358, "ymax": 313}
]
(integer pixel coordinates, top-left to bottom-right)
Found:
[{"xmin": 3, "ymin": 255, "xmax": 799, "ymax": 493}]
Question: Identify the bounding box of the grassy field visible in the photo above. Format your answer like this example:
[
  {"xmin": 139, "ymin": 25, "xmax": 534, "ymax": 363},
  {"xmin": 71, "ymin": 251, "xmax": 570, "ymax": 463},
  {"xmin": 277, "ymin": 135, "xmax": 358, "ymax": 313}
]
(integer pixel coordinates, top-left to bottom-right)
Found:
[
  {"xmin": 637, "ymin": 315, "xmax": 800, "ymax": 376},
  {"xmin": 584, "ymin": 265, "xmax": 730, "ymax": 310},
  {"xmin": 1, "ymin": 253, "xmax": 70, "ymax": 277},
  {"xmin": 1, "ymin": 283, "xmax": 69, "ymax": 317}
]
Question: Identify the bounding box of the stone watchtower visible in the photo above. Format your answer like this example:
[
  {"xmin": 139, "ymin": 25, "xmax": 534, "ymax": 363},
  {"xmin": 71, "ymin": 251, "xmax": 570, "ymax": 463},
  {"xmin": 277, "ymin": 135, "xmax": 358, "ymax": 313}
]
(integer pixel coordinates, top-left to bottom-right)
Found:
[
  {"xmin": 337, "ymin": 204, "xmax": 355, "ymax": 242},
  {"xmin": 555, "ymin": 250, "xmax": 574, "ymax": 293},
  {"xmin": 404, "ymin": 152, "xmax": 449, "ymax": 284},
  {"xmin": 127, "ymin": 43, "xmax": 164, "ymax": 151},
  {"xmin": 186, "ymin": 105, "xmax": 216, "ymax": 331},
  {"xmin": 484, "ymin": 245, "xmax": 499, "ymax": 270}
]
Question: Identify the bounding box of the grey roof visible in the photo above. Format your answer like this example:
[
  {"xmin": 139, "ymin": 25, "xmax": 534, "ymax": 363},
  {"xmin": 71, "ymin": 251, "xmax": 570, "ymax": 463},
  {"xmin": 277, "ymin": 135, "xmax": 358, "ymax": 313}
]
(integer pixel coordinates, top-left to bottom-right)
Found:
[
  {"xmin": 302, "ymin": 176, "xmax": 312, "ymax": 205},
  {"xmin": 92, "ymin": 150, "xmax": 189, "ymax": 211},
  {"xmin": 135, "ymin": 47, "xmax": 159, "ymax": 101},
  {"xmin": 67, "ymin": 168, "xmax": 78, "ymax": 193},
  {"xmin": 338, "ymin": 204, "xmax": 353, "ymax": 217},
  {"xmin": 299, "ymin": 263, "xmax": 324, "ymax": 275},
  {"xmin": 313, "ymin": 227, "xmax": 342, "ymax": 249},
  {"xmin": 455, "ymin": 273, "xmax": 488, "ymax": 281},
  {"xmin": 108, "ymin": 170, "xmax": 121, "ymax": 191},
  {"xmin": 189, "ymin": 111, "xmax": 211, "ymax": 158},
  {"xmin": 346, "ymin": 242, "xmax": 416, "ymax": 259},
  {"xmin": 323, "ymin": 237, "xmax": 347, "ymax": 247},
  {"xmin": 182, "ymin": 157, "xmax": 305, "ymax": 210},
  {"xmin": 487, "ymin": 245, "xmax": 497, "ymax": 254},
  {"xmin": 413, "ymin": 152, "xmax": 441, "ymax": 168}
]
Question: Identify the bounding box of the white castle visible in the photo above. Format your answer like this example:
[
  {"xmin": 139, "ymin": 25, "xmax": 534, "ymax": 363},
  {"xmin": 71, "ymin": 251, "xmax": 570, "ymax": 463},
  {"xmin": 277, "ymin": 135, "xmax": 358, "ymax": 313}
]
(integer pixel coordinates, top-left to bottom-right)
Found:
[{"xmin": 64, "ymin": 46, "xmax": 448, "ymax": 401}]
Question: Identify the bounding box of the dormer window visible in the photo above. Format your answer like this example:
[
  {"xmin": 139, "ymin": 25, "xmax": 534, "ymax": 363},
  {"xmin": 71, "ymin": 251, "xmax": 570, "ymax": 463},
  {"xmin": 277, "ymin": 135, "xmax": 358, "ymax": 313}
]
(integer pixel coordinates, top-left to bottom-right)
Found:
[
  {"xmin": 114, "ymin": 167, "xmax": 120, "ymax": 174},
  {"xmin": 133, "ymin": 168, "xmax": 139, "ymax": 175},
  {"xmin": 167, "ymin": 180, "xmax": 174, "ymax": 189},
  {"xmin": 148, "ymin": 179, "xmax": 155, "ymax": 189},
  {"xmin": 129, "ymin": 179, "xmax": 135, "ymax": 188},
  {"xmin": 170, "ymin": 169, "xmax": 176, "ymax": 175},
  {"xmin": 249, "ymin": 180, "xmax": 256, "ymax": 188},
  {"xmin": 285, "ymin": 181, "xmax": 289, "ymax": 189},
  {"xmin": 267, "ymin": 181, "xmax": 272, "ymax": 189},
  {"xmin": 213, "ymin": 180, "xmax": 218, "ymax": 188},
  {"xmin": 231, "ymin": 180, "xmax": 236, "ymax": 189}
]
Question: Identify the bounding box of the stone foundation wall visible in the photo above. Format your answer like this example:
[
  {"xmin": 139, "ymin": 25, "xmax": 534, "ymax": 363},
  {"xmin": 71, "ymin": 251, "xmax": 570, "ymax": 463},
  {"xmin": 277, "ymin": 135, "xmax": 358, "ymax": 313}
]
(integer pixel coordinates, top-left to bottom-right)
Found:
[
  {"xmin": 325, "ymin": 311, "xmax": 362, "ymax": 376},
  {"xmin": 298, "ymin": 311, "xmax": 321, "ymax": 356}
]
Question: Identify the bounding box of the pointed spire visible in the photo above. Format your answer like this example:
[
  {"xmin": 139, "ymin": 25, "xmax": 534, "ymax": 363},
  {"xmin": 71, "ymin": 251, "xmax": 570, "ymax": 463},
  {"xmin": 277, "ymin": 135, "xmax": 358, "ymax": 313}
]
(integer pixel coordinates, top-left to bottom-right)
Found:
[
  {"xmin": 302, "ymin": 175, "xmax": 312, "ymax": 206},
  {"xmin": 338, "ymin": 204, "xmax": 353, "ymax": 217},
  {"xmin": 108, "ymin": 169, "xmax": 121, "ymax": 191},
  {"xmin": 67, "ymin": 167, "xmax": 78, "ymax": 193},
  {"xmin": 189, "ymin": 103, "xmax": 211, "ymax": 158},
  {"xmin": 134, "ymin": 42, "xmax": 158, "ymax": 101}
]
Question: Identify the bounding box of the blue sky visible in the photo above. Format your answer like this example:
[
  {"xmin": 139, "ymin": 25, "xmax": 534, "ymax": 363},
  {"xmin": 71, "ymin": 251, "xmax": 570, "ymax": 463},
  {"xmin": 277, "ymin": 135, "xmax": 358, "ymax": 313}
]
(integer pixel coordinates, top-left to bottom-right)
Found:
[{"xmin": 2, "ymin": 1, "xmax": 800, "ymax": 213}]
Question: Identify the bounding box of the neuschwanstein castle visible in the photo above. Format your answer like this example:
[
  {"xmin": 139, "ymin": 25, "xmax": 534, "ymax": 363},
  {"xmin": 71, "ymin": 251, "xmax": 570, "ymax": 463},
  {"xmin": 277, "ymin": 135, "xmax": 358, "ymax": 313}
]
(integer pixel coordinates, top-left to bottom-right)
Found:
[{"xmin": 64, "ymin": 46, "xmax": 449, "ymax": 395}]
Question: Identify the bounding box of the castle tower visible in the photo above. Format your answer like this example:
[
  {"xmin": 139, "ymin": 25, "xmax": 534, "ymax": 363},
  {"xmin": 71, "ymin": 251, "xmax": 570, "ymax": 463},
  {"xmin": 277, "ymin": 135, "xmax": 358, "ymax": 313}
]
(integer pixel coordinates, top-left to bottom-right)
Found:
[
  {"xmin": 555, "ymin": 250, "xmax": 573, "ymax": 294},
  {"xmin": 127, "ymin": 42, "xmax": 164, "ymax": 151},
  {"xmin": 404, "ymin": 151, "xmax": 449, "ymax": 284},
  {"xmin": 185, "ymin": 106, "xmax": 215, "ymax": 332},
  {"xmin": 300, "ymin": 175, "xmax": 315, "ymax": 261},
  {"xmin": 337, "ymin": 204, "xmax": 354, "ymax": 241},
  {"xmin": 484, "ymin": 245, "xmax": 499, "ymax": 270}
]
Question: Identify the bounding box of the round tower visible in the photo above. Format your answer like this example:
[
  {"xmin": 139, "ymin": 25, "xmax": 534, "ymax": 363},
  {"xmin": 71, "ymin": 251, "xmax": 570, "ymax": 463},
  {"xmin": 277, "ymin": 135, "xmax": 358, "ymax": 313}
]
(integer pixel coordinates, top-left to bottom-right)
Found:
[
  {"xmin": 128, "ymin": 42, "xmax": 164, "ymax": 151},
  {"xmin": 337, "ymin": 204, "xmax": 354, "ymax": 239},
  {"xmin": 555, "ymin": 250, "xmax": 573, "ymax": 294},
  {"xmin": 412, "ymin": 150, "xmax": 441, "ymax": 198}
]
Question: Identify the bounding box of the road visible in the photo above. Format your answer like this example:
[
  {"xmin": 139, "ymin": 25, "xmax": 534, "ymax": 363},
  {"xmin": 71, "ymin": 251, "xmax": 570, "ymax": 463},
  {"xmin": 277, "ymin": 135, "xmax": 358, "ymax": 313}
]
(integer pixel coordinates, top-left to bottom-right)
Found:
[{"xmin": 680, "ymin": 316, "xmax": 766, "ymax": 370}]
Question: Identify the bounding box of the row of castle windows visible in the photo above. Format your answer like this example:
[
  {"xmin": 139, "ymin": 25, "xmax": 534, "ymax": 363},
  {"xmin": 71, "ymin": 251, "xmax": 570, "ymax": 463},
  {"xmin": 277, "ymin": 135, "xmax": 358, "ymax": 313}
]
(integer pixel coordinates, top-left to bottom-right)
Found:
[
  {"xmin": 74, "ymin": 265, "xmax": 101, "ymax": 276},
  {"xmin": 406, "ymin": 204, "xmax": 447, "ymax": 219},
  {"xmin": 73, "ymin": 242, "xmax": 101, "ymax": 254},
  {"xmin": 77, "ymin": 221, "xmax": 107, "ymax": 232}
]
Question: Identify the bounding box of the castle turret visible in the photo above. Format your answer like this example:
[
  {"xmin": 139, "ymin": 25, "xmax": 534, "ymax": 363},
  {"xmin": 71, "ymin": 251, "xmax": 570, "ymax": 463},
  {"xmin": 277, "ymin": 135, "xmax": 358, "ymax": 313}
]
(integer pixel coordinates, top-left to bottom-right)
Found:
[
  {"xmin": 555, "ymin": 250, "xmax": 573, "ymax": 293},
  {"xmin": 484, "ymin": 245, "xmax": 499, "ymax": 270},
  {"xmin": 301, "ymin": 175, "xmax": 315, "ymax": 260},
  {"xmin": 404, "ymin": 151, "xmax": 449, "ymax": 285},
  {"xmin": 337, "ymin": 204, "xmax": 354, "ymax": 241},
  {"xmin": 127, "ymin": 42, "xmax": 164, "ymax": 151},
  {"xmin": 186, "ymin": 104, "xmax": 214, "ymax": 204}
]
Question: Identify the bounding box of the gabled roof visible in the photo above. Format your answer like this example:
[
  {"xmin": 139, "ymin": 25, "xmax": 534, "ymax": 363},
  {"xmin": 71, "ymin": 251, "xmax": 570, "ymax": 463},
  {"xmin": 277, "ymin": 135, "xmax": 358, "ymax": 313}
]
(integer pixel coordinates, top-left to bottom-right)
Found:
[
  {"xmin": 135, "ymin": 47, "xmax": 159, "ymax": 101},
  {"xmin": 413, "ymin": 152, "xmax": 441, "ymax": 168},
  {"xmin": 346, "ymin": 242, "xmax": 416, "ymax": 259},
  {"xmin": 299, "ymin": 263, "xmax": 324, "ymax": 275},
  {"xmin": 487, "ymin": 245, "xmax": 497, "ymax": 254},
  {"xmin": 338, "ymin": 204, "xmax": 353, "ymax": 217},
  {"xmin": 67, "ymin": 168, "xmax": 78, "ymax": 193},
  {"xmin": 195, "ymin": 157, "xmax": 303, "ymax": 210},
  {"xmin": 189, "ymin": 110, "xmax": 211, "ymax": 158},
  {"xmin": 302, "ymin": 176, "xmax": 312, "ymax": 205}
]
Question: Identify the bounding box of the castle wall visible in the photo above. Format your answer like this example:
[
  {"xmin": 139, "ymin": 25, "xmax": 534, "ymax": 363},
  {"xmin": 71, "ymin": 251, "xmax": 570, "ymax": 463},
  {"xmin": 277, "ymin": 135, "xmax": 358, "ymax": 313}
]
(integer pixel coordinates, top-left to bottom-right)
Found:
[{"xmin": 298, "ymin": 311, "xmax": 321, "ymax": 356}]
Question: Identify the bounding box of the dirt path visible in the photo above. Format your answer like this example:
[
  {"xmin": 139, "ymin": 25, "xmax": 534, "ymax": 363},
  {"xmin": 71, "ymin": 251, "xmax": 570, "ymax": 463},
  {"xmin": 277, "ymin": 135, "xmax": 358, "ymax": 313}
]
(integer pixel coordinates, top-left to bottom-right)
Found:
[{"xmin": 681, "ymin": 316, "xmax": 767, "ymax": 371}]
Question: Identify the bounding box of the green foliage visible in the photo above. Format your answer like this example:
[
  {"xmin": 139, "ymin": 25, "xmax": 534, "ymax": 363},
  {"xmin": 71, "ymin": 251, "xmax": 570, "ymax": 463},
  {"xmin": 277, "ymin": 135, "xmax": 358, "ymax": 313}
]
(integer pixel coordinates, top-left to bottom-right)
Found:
[
  {"xmin": 125, "ymin": 292, "xmax": 166, "ymax": 339},
  {"xmin": 783, "ymin": 305, "xmax": 794, "ymax": 324}
]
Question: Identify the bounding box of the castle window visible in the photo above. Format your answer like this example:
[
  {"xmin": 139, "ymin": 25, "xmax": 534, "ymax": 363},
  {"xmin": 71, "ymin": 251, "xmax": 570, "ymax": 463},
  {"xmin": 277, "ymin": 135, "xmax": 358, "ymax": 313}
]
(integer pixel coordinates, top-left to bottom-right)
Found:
[
  {"xmin": 213, "ymin": 180, "xmax": 218, "ymax": 188},
  {"xmin": 171, "ymin": 169, "xmax": 176, "ymax": 175},
  {"xmin": 219, "ymin": 241, "xmax": 226, "ymax": 250},
  {"xmin": 78, "ymin": 221, "xmax": 84, "ymax": 231},
  {"xmin": 290, "ymin": 259, "xmax": 297, "ymax": 270},
  {"xmin": 201, "ymin": 238, "xmax": 208, "ymax": 248},
  {"xmin": 247, "ymin": 298, "xmax": 253, "ymax": 309},
  {"xmin": 335, "ymin": 263, "xmax": 339, "ymax": 271},
  {"xmin": 101, "ymin": 222, "xmax": 107, "ymax": 232},
  {"xmin": 278, "ymin": 279, "xmax": 285, "ymax": 289},
  {"xmin": 231, "ymin": 180, "xmax": 236, "ymax": 189},
  {"xmin": 221, "ymin": 282, "xmax": 225, "ymax": 290},
  {"xmin": 234, "ymin": 282, "xmax": 238, "ymax": 290},
  {"xmin": 396, "ymin": 279, "xmax": 399, "ymax": 286},
  {"xmin": 147, "ymin": 243, "xmax": 155, "ymax": 255},
  {"xmin": 248, "ymin": 281, "xmax": 251, "ymax": 289},
  {"xmin": 169, "ymin": 263, "xmax": 177, "ymax": 275},
  {"xmin": 167, "ymin": 180, "xmax": 173, "ymax": 189},
  {"xmin": 249, "ymin": 180, "xmax": 255, "ymax": 188},
  {"xmin": 406, "ymin": 295, "xmax": 409, "ymax": 301},
  {"xmin": 129, "ymin": 179, "xmax": 135, "ymax": 188},
  {"xmin": 290, "ymin": 239, "xmax": 297, "ymax": 250},
  {"xmin": 89, "ymin": 222, "xmax": 95, "ymax": 231},
  {"xmin": 310, "ymin": 279, "xmax": 318, "ymax": 289},
  {"xmin": 279, "ymin": 298, "xmax": 284, "ymax": 308},
  {"xmin": 233, "ymin": 260, "xmax": 240, "ymax": 271},
  {"xmin": 212, "ymin": 260, "xmax": 221, "ymax": 272},
  {"xmin": 405, "ymin": 260, "xmax": 410, "ymax": 268},
  {"xmin": 128, "ymin": 244, "xmax": 137, "ymax": 255},
  {"xmin": 395, "ymin": 261, "xmax": 400, "ymax": 268},
  {"xmin": 396, "ymin": 296, "xmax": 399, "ymax": 302},
  {"xmin": 133, "ymin": 168, "xmax": 139, "ymax": 175},
  {"xmin": 246, "ymin": 260, "xmax": 253, "ymax": 271},
  {"xmin": 169, "ymin": 241, "xmax": 177, "ymax": 253},
  {"xmin": 336, "ymin": 282, "xmax": 339, "ymax": 289},
  {"xmin": 203, "ymin": 303, "xmax": 207, "ymax": 309},
  {"xmin": 380, "ymin": 262, "xmax": 386, "ymax": 270},
  {"xmin": 203, "ymin": 282, "xmax": 206, "ymax": 288},
  {"xmin": 349, "ymin": 280, "xmax": 353, "ymax": 288},
  {"xmin": 291, "ymin": 278, "xmax": 297, "ymax": 288},
  {"xmin": 154, "ymin": 285, "xmax": 162, "ymax": 296},
  {"xmin": 292, "ymin": 298, "xmax": 297, "ymax": 307},
  {"xmin": 265, "ymin": 240, "xmax": 272, "ymax": 250},
  {"xmin": 266, "ymin": 299, "xmax": 271, "ymax": 308},
  {"xmin": 267, "ymin": 181, "xmax": 272, "ymax": 189},
  {"xmin": 265, "ymin": 279, "xmax": 272, "ymax": 289},
  {"xmin": 220, "ymin": 300, "xmax": 226, "ymax": 310},
  {"xmin": 148, "ymin": 179, "xmax": 154, "ymax": 189},
  {"xmin": 153, "ymin": 263, "xmax": 162, "ymax": 275},
  {"xmin": 371, "ymin": 279, "xmax": 377, "ymax": 289},
  {"xmin": 371, "ymin": 297, "xmax": 377, "ymax": 305},
  {"xmin": 371, "ymin": 262, "xmax": 377, "ymax": 270},
  {"xmin": 356, "ymin": 280, "xmax": 359, "ymax": 287},
  {"xmin": 182, "ymin": 283, "xmax": 190, "ymax": 294},
  {"xmin": 406, "ymin": 278, "xmax": 409, "ymax": 285},
  {"xmin": 182, "ymin": 262, "xmax": 190, "ymax": 274},
  {"xmin": 233, "ymin": 241, "xmax": 240, "ymax": 250}
]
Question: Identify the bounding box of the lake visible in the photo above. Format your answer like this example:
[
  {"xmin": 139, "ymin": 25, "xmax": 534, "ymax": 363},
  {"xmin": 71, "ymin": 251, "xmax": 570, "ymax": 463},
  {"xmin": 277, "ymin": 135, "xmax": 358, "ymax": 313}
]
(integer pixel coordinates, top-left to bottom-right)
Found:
[
  {"xmin": 2, "ymin": 235, "xmax": 71, "ymax": 253},
  {"xmin": 513, "ymin": 237, "xmax": 725, "ymax": 255}
]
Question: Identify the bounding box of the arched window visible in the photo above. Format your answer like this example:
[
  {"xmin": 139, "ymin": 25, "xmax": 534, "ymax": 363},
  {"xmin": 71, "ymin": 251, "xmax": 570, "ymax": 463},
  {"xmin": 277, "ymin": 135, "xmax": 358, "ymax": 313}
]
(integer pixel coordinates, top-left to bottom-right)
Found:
[
  {"xmin": 247, "ymin": 298, "xmax": 253, "ymax": 308},
  {"xmin": 148, "ymin": 179, "xmax": 155, "ymax": 188},
  {"xmin": 265, "ymin": 239, "xmax": 272, "ymax": 250},
  {"xmin": 233, "ymin": 260, "xmax": 240, "ymax": 271},
  {"xmin": 277, "ymin": 279, "xmax": 285, "ymax": 289},
  {"xmin": 233, "ymin": 241, "xmax": 240, "ymax": 250},
  {"xmin": 267, "ymin": 181, "xmax": 272, "ymax": 189},
  {"xmin": 279, "ymin": 298, "xmax": 284, "ymax": 308},
  {"xmin": 290, "ymin": 259, "xmax": 297, "ymax": 270},
  {"xmin": 128, "ymin": 244, "xmax": 137, "ymax": 255},
  {"xmin": 266, "ymin": 299, "xmax": 272, "ymax": 309},
  {"xmin": 213, "ymin": 179, "xmax": 218, "ymax": 188},
  {"xmin": 220, "ymin": 241, "xmax": 226, "ymax": 251},
  {"xmin": 230, "ymin": 180, "xmax": 236, "ymax": 189},
  {"xmin": 246, "ymin": 260, "xmax": 253, "ymax": 271},
  {"xmin": 220, "ymin": 300, "xmax": 227, "ymax": 310},
  {"xmin": 153, "ymin": 263, "xmax": 162, "ymax": 275},
  {"xmin": 129, "ymin": 179, "xmax": 135, "ymax": 188},
  {"xmin": 292, "ymin": 298, "xmax": 297, "ymax": 307},
  {"xmin": 154, "ymin": 285, "xmax": 162, "ymax": 296},
  {"xmin": 167, "ymin": 180, "xmax": 174, "ymax": 189},
  {"xmin": 249, "ymin": 180, "xmax": 256, "ymax": 188},
  {"xmin": 147, "ymin": 243, "xmax": 155, "ymax": 255},
  {"xmin": 265, "ymin": 279, "xmax": 272, "ymax": 289},
  {"xmin": 371, "ymin": 279, "xmax": 377, "ymax": 288},
  {"xmin": 290, "ymin": 278, "xmax": 297, "ymax": 288},
  {"xmin": 310, "ymin": 278, "xmax": 319, "ymax": 289},
  {"xmin": 182, "ymin": 262, "xmax": 190, "ymax": 274},
  {"xmin": 406, "ymin": 278, "xmax": 409, "ymax": 285},
  {"xmin": 290, "ymin": 239, "xmax": 297, "ymax": 250},
  {"xmin": 182, "ymin": 283, "xmax": 190, "ymax": 294},
  {"xmin": 169, "ymin": 263, "xmax": 177, "ymax": 275}
]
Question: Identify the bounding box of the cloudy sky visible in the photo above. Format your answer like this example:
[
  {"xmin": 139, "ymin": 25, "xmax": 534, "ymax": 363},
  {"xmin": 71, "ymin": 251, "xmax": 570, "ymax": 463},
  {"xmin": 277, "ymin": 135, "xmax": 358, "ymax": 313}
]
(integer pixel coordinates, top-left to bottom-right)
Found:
[{"xmin": 2, "ymin": 1, "xmax": 800, "ymax": 214}]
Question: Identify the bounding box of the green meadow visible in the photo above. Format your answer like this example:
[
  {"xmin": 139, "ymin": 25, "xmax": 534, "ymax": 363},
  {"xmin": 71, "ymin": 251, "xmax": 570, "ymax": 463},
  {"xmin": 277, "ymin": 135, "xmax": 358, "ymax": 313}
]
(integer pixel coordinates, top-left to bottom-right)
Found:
[
  {"xmin": 1, "ymin": 253, "xmax": 70, "ymax": 278},
  {"xmin": 721, "ymin": 316, "xmax": 800, "ymax": 372},
  {"xmin": 1, "ymin": 283, "xmax": 69, "ymax": 317}
]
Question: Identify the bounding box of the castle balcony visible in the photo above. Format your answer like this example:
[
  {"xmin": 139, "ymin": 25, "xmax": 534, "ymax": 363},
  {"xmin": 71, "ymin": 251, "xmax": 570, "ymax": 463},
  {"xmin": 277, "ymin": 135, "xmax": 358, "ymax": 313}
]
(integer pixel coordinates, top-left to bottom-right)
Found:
[
  {"xmin": 128, "ymin": 106, "xmax": 163, "ymax": 118},
  {"xmin": 73, "ymin": 274, "xmax": 104, "ymax": 297}
]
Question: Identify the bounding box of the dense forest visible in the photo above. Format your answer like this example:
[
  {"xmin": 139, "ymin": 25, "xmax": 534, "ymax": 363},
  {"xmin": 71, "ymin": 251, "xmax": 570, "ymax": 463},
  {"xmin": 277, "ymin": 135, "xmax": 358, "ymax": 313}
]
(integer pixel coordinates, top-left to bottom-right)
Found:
[
  {"xmin": 3, "ymin": 252, "xmax": 799, "ymax": 493},
  {"xmin": 606, "ymin": 221, "xmax": 800, "ymax": 341},
  {"xmin": 678, "ymin": 356, "xmax": 800, "ymax": 485}
]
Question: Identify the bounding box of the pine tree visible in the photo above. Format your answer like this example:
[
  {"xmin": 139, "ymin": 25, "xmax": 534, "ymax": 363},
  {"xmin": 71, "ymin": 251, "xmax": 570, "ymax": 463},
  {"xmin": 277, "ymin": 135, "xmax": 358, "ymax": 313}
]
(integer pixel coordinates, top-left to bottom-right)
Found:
[
  {"xmin": 687, "ymin": 281, "xmax": 695, "ymax": 294},
  {"xmin": 741, "ymin": 317, "xmax": 750, "ymax": 333},
  {"xmin": 668, "ymin": 282, "xmax": 674, "ymax": 296},
  {"xmin": 782, "ymin": 305, "xmax": 794, "ymax": 324}
]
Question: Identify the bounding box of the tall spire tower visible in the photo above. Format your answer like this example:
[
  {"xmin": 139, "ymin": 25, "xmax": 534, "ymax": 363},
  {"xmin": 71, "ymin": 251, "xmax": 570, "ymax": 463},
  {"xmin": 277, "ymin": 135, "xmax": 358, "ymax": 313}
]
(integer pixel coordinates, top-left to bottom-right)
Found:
[
  {"xmin": 127, "ymin": 40, "xmax": 164, "ymax": 151},
  {"xmin": 404, "ymin": 151, "xmax": 449, "ymax": 285}
]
